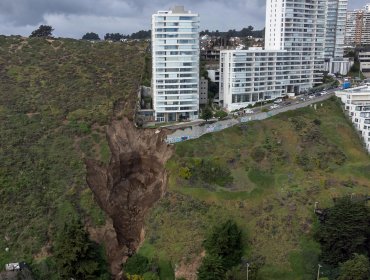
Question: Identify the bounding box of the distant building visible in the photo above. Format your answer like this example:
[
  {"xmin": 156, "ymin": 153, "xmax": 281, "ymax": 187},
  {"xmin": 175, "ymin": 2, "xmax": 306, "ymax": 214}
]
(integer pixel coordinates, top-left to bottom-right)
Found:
[
  {"xmin": 151, "ymin": 6, "xmax": 200, "ymax": 122},
  {"xmin": 199, "ymin": 78, "xmax": 208, "ymax": 105},
  {"xmin": 207, "ymin": 69, "xmax": 220, "ymax": 83},
  {"xmin": 359, "ymin": 50, "xmax": 370, "ymax": 78},
  {"xmin": 325, "ymin": 57, "xmax": 354, "ymax": 75},
  {"xmin": 336, "ymin": 84, "xmax": 370, "ymax": 153},
  {"xmin": 345, "ymin": 4, "xmax": 370, "ymax": 46},
  {"xmin": 219, "ymin": 0, "xmax": 349, "ymax": 111},
  {"xmin": 325, "ymin": 0, "xmax": 348, "ymax": 59}
]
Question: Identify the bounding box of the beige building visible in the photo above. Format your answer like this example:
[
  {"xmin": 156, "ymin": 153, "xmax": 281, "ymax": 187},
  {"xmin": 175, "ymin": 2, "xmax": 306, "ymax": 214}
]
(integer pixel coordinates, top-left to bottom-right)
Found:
[{"xmin": 345, "ymin": 5, "xmax": 370, "ymax": 46}]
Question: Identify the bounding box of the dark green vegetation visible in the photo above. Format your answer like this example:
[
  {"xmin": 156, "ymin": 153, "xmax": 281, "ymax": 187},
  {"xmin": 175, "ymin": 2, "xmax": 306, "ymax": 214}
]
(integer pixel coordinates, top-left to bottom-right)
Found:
[
  {"xmin": 30, "ymin": 25, "xmax": 54, "ymax": 38},
  {"xmin": 104, "ymin": 30, "xmax": 151, "ymax": 41},
  {"xmin": 199, "ymin": 26, "xmax": 264, "ymax": 39},
  {"xmin": 200, "ymin": 107, "xmax": 213, "ymax": 121},
  {"xmin": 197, "ymin": 220, "xmax": 243, "ymax": 279},
  {"xmin": 315, "ymin": 198, "xmax": 370, "ymax": 279},
  {"xmin": 315, "ymin": 197, "xmax": 370, "ymax": 265},
  {"xmin": 142, "ymin": 97, "xmax": 370, "ymax": 279},
  {"xmin": 0, "ymin": 36, "xmax": 147, "ymax": 275},
  {"xmin": 82, "ymin": 32, "xmax": 101, "ymax": 41},
  {"xmin": 338, "ymin": 254, "xmax": 370, "ymax": 280},
  {"xmin": 53, "ymin": 218, "xmax": 108, "ymax": 279},
  {"xmin": 123, "ymin": 253, "xmax": 161, "ymax": 280}
]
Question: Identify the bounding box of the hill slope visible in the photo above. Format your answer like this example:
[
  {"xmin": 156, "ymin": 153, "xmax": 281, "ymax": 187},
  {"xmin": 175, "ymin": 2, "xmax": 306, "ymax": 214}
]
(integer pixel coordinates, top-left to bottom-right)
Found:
[
  {"xmin": 0, "ymin": 36, "xmax": 148, "ymax": 274},
  {"xmin": 141, "ymin": 97, "xmax": 370, "ymax": 280}
]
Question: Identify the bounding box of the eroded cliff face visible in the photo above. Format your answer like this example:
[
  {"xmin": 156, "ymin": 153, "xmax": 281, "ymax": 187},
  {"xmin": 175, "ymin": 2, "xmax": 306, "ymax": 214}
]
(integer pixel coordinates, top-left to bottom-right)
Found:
[{"xmin": 86, "ymin": 118, "xmax": 172, "ymax": 277}]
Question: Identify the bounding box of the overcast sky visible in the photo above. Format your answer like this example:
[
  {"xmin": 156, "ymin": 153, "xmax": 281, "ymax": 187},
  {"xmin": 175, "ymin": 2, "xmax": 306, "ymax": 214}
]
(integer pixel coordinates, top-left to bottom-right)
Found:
[{"xmin": 0, "ymin": 0, "xmax": 367, "ymax": 39}]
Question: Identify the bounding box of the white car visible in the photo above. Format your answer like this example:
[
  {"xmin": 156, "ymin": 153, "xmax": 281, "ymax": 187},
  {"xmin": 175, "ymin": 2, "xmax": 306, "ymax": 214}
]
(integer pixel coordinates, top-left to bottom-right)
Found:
[{"xmin": 270, "ymin": 104, "xmax": 279, "ymax": 109}]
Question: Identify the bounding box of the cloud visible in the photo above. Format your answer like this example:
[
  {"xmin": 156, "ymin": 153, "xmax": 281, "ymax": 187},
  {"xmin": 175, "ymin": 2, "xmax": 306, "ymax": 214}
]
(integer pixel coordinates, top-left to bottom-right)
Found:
[
  {"xmin": 0, "ymin": 0, "xmax": 364, "ymax": 38},
  {"xmin": 0, "ymin": 0, "xmax": 266, "ymax": 38}
]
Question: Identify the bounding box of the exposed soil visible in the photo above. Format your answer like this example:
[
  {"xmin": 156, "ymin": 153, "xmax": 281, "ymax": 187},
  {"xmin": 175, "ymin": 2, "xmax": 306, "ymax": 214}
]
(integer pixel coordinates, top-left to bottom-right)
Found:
[{"xmin": 86, "ymin": 118, "xmax": 173, "ymax": 278}]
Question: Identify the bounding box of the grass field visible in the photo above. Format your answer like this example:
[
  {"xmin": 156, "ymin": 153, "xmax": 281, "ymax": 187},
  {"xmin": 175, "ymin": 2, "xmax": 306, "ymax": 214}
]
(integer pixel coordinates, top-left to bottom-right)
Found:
[
  {"xmin": 142, "ymin": 97, "xmax": 370, "ymax": 279},
  {"xmin": 0, "ymin": 36, "xmax": 148, "ymax": 272}
]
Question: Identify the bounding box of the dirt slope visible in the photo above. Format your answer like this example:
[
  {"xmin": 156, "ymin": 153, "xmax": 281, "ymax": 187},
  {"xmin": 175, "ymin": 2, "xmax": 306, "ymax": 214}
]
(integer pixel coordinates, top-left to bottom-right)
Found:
[{"xmin": 86, "ymin": 118, "xmax": 172, "ymax": 277}]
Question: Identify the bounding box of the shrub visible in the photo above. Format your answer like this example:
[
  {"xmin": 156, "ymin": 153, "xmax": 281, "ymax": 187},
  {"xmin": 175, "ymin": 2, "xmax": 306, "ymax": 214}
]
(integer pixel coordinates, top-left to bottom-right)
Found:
[
  {"xmin": 250, "ymin": 147, "xmax": 266, "ymax": 162},
  {"xmin": 178, "ymin": 167, "xmax": 192, "ymax": 180},
  {"xmin": 315, "ymin": 197, "xmax": 370, "ymax": 265},
  {"xmin": 204, "ymin": 220, "xmax": 243, "ymax": 269},
  {"xmin": 338, "ymin": 254, "xmax": 370, "ymax": 280},
  {"xmin": 214, "ymin": 110, "xmax": 228, "ymax": 120},
  {"xmin": 124, "ymin": 254, "xmax": 150, "ymax": 275},
  {"xmin": 197, "ymin": 255, "xmax": 226, "ymax": 280}
]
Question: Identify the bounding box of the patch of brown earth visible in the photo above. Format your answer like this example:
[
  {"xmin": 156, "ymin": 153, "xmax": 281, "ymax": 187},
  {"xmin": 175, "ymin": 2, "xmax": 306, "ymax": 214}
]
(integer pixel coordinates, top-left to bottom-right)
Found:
[
  {"xmin": 175, "ymin": 251, "xmax": 205, "ymax": 280},
  {"xmin": 86, "ymin": 118, "xmax": 173, "ymax": 278}
]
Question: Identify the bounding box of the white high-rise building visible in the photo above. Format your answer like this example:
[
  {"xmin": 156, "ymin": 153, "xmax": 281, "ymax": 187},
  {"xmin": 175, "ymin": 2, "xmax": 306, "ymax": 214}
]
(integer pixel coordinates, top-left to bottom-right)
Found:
[
  {"xmin": 151, "ymin": 6, "xmax": 200, "ymax": 122},
  {"xmin": 325, "ymin": 0, "xmax": 348, "ymax": 59},
  {"xmin": 219, "ymin": 0, "xmax": 348, "ymax": 111},
  {"xmin": 220, "ymin": 49, "xmax": 290, "ymax": 111},
  {"xmin": 265, "ymin": 0, "xmax": 327, "ymax": 88}
]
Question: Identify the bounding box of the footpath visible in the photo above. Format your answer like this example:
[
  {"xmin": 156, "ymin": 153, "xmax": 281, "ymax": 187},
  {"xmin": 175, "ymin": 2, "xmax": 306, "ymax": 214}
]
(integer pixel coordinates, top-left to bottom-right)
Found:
[{"xmin": 165, "ymin": 93, "xmax": 335, "ymax": 144}]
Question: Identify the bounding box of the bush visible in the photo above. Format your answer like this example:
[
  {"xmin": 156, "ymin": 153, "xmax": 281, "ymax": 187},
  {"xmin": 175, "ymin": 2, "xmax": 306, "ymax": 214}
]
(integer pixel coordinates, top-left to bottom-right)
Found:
[
  {"xmin": 315, "ymin": 197, "xmax": 370, "ymax": 265},
  {"xmin": 124, "ymin": 254, "xmax": 150, "ymax": 275},
  {"xmin": 197, "ymin": 255, "xmax": 226, "ymax": 280},
  {"xmin": 214, "ymin": 110, "xmax": 228, "ymax": 120},
  {"xmin": 338, "ymin": 254, "xmax": 370, "ymax": 280},
  {"xmin": 204, "ymin": 220, "xmax": 243, "ymax": 269},
  {"xmin": 250, "ymin": 147, "xmax": 266, "ymax": 162},
  {"xmin": 178, "ymin": 167, "xmax": 192, "ymax": 180}
]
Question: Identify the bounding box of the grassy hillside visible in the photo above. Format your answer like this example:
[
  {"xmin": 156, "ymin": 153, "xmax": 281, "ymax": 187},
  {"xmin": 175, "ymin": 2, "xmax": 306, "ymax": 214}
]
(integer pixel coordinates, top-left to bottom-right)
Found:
[
  {"xmin": 142, "ymin": 97, "xmax": 370, "ymax": 279},
  {"xmin": 0, "ymin": 36, "xmax": 148, "ymax": 271}
]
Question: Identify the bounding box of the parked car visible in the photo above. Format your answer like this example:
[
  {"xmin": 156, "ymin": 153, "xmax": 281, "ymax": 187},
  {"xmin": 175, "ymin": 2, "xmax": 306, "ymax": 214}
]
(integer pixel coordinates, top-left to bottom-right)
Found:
[{"xmin": 274, "ymin": 98, "xmax": 283, "ymax": 104}]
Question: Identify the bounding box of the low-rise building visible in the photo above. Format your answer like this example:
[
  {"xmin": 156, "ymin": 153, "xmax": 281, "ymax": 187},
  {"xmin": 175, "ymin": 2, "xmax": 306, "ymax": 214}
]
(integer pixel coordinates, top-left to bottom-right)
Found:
[
  {"xmin": 336, "ymin": 84, "xmax": 370, "ymax": 153},
  {"xmin": 199, "ymin": 78, "xmax": 208, "ymax": 105},
  {"xmin": 325, "ymin": 57, "xmax": 354, "ymax": 75},
  {"xmin": 359, "ymin": 50, "xmax": 370, "ymax": 78}
]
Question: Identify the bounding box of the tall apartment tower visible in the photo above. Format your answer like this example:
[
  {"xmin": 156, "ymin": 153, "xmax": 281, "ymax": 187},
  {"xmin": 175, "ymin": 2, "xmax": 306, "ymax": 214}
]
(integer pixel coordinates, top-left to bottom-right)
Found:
[
  {"xmin": 265, "ymin": 0, "xmax": 327, "ymax": 92},
  {"xmin": 151, "ymin": 6, "xmax": 200, "ymax": 122},
  {"xmin": 345, "ymin": 4, "xmax": 370, "ymax": 46},
  {"xmin": 325, "ymin": 0, "xmax": 348, "ymax": 58}
]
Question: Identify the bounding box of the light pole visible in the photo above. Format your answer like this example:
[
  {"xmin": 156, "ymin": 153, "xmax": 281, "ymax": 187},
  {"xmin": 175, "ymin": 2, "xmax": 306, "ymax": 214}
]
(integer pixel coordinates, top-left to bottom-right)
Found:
[
  {"xmin": 246, "ymin": 262, "xmax": 250, "ymax": 280},
  {"xmin": 317, "ymin": 264, "xmax": 322, "ymax": 280}
]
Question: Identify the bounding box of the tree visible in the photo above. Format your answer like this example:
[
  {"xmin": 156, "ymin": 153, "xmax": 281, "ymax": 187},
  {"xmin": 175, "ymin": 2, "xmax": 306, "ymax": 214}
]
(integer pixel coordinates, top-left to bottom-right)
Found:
[
  {"xmin": 315, "ymin": 197, "xmax": 370, "ymax": 265},
  {"xmin": 201, "ymin": 107, "xmax": 213, "ymax": 121},
  {"xmin": 204, "ymin": 220, "xmax": 243, "ymax": 269},
  {"xmin": 82, "ymin": 32, "xmax": 100, "ymax": 41},
  {"xmin": 338, "ymin": 254, "xmax": 370, "ymax": 280},
  {"xmin": 53, "ymin": 218, "xmax": 105, "ymax": 279},
  {"xmin": 197, "ymin": 255, "xmax": 226, "ymax": 280},
  {"xmin": 104, "ymin": 33, "xmax": 124, "ymax": 41},
  {"xmin": 214, "ymin": 110, "xmax": 228, "ymax": 120},
  {"xmin": 123, "ymin": 254, "xmax": 150, "ymax": 275},
  {"xmin": 30, "ymin": 25, "xmax": 54, "ymax": 38}
]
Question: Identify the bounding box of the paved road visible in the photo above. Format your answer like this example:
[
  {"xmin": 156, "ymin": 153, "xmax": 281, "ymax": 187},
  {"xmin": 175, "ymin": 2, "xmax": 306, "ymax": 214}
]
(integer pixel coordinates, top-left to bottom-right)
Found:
[{"xmin": 165, "ymin": 92, "xmax": 335, "ymax": 144}]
